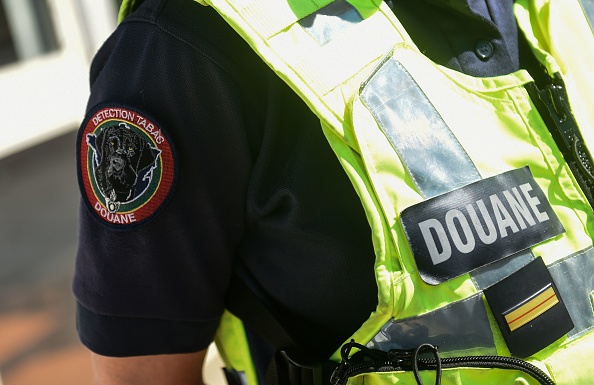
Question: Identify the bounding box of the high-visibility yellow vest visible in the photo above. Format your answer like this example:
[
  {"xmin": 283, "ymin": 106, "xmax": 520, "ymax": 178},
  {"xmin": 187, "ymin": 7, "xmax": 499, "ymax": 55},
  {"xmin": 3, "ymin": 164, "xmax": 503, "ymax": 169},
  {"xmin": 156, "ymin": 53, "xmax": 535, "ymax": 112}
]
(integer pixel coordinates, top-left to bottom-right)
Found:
[{"xmin": 119, "ymin": 1, "xmax": 594, "ymax": 384}]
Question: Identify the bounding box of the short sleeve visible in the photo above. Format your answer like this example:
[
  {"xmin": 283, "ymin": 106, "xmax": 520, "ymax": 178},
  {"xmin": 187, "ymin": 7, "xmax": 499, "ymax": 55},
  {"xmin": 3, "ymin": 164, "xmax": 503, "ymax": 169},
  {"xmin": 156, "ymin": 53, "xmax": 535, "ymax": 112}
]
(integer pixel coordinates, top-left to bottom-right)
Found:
[{"xmin": 73, "ymin": 0, "xmax": 258, "ymax": 356}]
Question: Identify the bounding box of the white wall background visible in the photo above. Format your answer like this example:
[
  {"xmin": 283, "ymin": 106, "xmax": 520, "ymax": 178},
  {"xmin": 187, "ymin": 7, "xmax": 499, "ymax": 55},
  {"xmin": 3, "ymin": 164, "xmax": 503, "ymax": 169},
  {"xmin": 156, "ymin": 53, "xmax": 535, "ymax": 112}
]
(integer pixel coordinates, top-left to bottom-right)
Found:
[{"xmin": 0, "ymin": 0, "xmax": 119, "ymax": 159}]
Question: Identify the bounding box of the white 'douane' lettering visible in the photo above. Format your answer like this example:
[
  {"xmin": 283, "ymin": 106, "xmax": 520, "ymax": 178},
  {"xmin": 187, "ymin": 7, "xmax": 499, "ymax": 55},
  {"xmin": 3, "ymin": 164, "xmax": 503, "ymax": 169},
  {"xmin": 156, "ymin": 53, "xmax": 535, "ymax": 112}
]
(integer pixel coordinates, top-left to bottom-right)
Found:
[
  {"xmin": 94, "ymin": 201, "xmax": 137, "ymax": 224},
  {"xmin": 418, "ymin": 183, "xmax": 549, "ymax": 265},
  {"xmin": 419, "ymin": 218, "xmax": 452, "ymax": 265}
]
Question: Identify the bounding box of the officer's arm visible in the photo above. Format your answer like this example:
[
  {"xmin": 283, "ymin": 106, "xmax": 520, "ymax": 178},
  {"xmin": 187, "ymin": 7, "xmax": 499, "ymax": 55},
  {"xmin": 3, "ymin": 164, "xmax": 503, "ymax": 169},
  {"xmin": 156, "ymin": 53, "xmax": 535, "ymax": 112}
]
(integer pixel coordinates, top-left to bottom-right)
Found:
[{"xmin": 91, "ymin": 350, "xmax": 207, "ymax": 385}]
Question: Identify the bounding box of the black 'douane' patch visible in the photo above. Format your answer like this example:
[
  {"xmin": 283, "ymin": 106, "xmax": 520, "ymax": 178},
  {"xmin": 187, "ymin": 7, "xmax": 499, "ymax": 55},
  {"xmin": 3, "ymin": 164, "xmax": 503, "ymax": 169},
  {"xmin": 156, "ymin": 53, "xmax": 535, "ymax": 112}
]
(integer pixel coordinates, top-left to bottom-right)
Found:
[{"xmin": 401, "ymin": 167, "xmax": 564, "ymax": 285}]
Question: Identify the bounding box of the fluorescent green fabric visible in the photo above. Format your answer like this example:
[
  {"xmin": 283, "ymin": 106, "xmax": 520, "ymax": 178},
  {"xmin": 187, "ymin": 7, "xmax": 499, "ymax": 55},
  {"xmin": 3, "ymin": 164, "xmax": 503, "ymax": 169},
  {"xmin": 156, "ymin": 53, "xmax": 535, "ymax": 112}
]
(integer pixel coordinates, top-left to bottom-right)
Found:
[
  {"xmin": 345, "ymin": 368, "xmax": 542, "ymax": 385},
  {"xmin": 544, "ymin": 331, "xmax": 594, "ymax": 383},
  {"xmin": 118, "ymin": 0, "xmax": 139, "ymax": 22},
  {"xmin": 214, "ymin": 311, "xmax": 259, "ymax": 385},
  {"xmin": 516, "ymin": 0, "xmax": 594, "ymax": 151}
]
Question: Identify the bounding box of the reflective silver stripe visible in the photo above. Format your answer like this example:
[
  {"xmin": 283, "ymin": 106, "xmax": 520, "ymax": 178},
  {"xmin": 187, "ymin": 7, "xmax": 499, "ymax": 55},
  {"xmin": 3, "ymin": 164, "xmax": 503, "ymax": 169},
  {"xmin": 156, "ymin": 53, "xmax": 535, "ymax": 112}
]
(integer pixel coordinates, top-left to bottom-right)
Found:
[
  {"xmin": 359, "ymin": 54, "xmax": 533, "ymax": 288},
  {"xmin": 471, "ymin": 248, "xmax": 533, "ymax": 290},
  {"xmin": 580, "ymin": 0, "xmax": 594, "ymax": 33},
  {"xmin": 367, "ymin": 294, "xmax": 496, "ymax": 356},
  {"xmin": 360, "ymin": 56, "xmax": 480, "ymax": 199},
  {"xmin": 549, "ymin": 247, "xmax": 594, "ymax": 338},
  {"xmin": 299, "ymin": 0, "xmax": 362, "ymax": 46}
]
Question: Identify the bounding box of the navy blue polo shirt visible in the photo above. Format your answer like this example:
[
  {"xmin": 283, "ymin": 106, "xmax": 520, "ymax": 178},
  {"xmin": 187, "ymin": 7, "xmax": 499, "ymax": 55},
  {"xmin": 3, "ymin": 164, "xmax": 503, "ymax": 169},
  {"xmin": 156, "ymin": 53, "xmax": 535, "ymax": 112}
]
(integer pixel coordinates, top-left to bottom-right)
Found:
[{"xmin": 74, "ymin": 0, "xmax": 519, "ymax": 360}]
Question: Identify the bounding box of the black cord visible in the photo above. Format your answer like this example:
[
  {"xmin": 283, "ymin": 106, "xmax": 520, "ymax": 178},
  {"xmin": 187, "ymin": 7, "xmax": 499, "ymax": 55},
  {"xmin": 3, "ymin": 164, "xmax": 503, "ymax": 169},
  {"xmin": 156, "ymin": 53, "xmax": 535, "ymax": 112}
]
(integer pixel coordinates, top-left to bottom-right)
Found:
[{"xmin": 413, "ymin": 344, "xmax": 441, "ymax": 385}]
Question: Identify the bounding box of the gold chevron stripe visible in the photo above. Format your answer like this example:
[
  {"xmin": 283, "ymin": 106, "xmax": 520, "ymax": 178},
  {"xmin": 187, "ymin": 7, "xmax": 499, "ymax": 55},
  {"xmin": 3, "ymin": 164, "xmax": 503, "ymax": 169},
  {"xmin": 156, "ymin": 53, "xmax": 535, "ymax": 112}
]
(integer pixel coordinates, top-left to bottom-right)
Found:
[{"xmin": 505, "ymin": 287, "xmax": 559, "ymax": 332}]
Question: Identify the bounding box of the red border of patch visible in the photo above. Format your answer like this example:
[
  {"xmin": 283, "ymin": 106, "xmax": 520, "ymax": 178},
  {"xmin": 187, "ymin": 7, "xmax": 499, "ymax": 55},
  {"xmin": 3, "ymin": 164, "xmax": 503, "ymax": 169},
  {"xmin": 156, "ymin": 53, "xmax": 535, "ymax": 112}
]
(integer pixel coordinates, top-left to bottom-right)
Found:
[{"xmin": 79, "ymin": 106, "xmax": 176, "ymax": 227}]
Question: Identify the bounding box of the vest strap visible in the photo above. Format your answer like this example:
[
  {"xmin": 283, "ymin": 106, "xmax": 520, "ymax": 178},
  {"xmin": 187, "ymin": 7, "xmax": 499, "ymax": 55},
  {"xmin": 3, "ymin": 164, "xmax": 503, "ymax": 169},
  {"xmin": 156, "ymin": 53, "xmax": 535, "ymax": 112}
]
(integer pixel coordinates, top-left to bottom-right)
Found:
[
  {"xmin": 226, "ymin": 270, "xmax": 296, "ymax": 352},
  {"xmin": 225, "ymin": 269, "xmax": 340, "ymax": 385}
]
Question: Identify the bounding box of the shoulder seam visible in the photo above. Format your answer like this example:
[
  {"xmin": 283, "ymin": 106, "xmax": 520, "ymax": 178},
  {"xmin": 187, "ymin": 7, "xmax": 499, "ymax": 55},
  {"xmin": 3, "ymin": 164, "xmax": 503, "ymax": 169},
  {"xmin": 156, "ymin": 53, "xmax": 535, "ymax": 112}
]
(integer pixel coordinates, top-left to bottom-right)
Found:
[{"xmin": 121, "ymin": 11, "xmax": 247, "ymax": 87}]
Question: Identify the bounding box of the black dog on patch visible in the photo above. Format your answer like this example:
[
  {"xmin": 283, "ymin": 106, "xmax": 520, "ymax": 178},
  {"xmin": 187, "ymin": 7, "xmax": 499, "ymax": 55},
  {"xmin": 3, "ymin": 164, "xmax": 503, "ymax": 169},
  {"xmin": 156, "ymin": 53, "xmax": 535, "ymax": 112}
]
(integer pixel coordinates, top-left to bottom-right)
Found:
[{"xmin": 87, "ymin": 123, "xmax": 161, "ymax": 205}]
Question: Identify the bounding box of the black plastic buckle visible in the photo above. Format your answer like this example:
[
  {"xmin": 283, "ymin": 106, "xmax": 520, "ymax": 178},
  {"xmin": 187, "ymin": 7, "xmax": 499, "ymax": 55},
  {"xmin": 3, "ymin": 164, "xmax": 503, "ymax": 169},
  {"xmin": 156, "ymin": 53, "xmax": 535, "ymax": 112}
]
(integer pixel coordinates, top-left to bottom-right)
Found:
[
  {"xmin": 274, "ymin": 350, "xmax": 336, "ymax": 385},
  {"xmin": 223, "ymin": 367, "xmax": 245, "ymax": 385}
]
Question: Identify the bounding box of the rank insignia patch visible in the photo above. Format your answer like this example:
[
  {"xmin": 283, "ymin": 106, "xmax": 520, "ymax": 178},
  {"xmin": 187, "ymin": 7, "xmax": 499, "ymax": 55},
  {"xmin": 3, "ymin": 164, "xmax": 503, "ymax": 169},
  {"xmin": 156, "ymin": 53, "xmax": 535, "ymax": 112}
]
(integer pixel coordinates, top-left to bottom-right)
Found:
[
  {"xmin": 484, "ymin": 258, "xmax": 573, "ymax": 358},
  {"xmin": 78, "ymin": 106, "xmax": 176, "ymax": 227}
]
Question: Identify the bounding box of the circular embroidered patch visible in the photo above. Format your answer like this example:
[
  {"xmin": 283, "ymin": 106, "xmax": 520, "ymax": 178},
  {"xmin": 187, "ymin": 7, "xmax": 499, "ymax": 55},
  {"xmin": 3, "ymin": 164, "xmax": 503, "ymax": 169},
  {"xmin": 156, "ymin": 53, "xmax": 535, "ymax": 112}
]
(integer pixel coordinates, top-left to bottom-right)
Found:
[{"xmin": 79, "ymin": 106, "xmax": 176, "ymax": 227}]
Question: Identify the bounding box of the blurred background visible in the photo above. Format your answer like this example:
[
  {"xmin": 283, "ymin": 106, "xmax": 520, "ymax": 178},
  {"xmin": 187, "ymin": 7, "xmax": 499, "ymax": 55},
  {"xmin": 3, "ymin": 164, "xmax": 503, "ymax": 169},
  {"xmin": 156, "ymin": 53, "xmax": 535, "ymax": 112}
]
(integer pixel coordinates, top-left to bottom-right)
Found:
[{"xmin": 0, "ymin": 0, "xmax": 223, "ymax": 384}]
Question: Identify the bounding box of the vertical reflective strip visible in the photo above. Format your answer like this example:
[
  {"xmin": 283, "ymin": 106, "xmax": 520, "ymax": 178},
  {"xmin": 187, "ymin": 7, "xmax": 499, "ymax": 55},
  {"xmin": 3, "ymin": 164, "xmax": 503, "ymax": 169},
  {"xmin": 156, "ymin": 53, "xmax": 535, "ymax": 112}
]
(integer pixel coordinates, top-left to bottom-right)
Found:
[
  {"xmin": 549, "ymin": 247, "xmax": 594, "ymax": 338},
  {"xmin": 359, "ymin": 55, "xmax": 533, "ymax": 288},
  {"xmin": 299, "ymin": 0, "xmax": 362, "ymax": 46},
  {"xmin": 360, "ymin": 57, "xmax": 480, "ymax": 199},
  {"xmin": 580, "ymin": 0, "xmax": 594, "ymax": 33},
  {"xmin": 367, "ymin": 294, "xmax": 497, "ymax": 356}
]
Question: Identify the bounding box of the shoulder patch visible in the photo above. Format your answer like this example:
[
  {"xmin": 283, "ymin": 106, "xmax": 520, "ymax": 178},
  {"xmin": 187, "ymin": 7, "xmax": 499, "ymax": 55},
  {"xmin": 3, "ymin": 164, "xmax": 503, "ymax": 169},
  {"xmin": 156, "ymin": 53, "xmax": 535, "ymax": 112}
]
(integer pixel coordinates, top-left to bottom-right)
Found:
[{"xmin": 78, "ymin": 105, "xmax": 177, "ymax": 227}]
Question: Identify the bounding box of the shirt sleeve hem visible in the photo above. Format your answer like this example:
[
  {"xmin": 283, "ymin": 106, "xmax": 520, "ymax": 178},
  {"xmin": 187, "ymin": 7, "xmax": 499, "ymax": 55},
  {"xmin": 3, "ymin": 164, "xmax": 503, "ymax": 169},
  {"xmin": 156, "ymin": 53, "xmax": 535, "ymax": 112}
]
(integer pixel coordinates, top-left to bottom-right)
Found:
[{"xmin": 76, "ymin": 301, "xmax": 220, "ymax": 357}]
